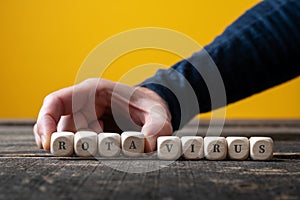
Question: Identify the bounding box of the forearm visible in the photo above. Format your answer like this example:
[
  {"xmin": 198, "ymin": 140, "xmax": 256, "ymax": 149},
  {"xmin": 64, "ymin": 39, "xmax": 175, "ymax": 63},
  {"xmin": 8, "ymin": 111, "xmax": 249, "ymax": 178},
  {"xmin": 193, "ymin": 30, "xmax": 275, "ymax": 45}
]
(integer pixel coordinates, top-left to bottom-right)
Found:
[{"xmin": 139, "ymin": 0, "xmax": 300, "ymax": 131}]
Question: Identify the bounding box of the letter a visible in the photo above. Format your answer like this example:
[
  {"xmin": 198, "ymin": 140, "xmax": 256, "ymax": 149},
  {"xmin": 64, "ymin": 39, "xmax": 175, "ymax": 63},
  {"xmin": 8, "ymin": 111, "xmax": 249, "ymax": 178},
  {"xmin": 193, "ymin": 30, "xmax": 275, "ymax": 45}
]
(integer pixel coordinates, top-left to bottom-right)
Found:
[{"xmin": 129, "ymin": 141, "xmax": 136, "ymax": 149}]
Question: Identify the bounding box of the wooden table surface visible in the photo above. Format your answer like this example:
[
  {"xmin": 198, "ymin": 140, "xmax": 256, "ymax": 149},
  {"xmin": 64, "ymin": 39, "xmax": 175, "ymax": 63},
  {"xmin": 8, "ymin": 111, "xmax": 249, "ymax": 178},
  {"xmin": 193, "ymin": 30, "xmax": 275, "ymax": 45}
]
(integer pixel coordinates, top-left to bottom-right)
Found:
[{"xmin": 0, "ymin": 120, "xmax": 299, "ymax": 200}]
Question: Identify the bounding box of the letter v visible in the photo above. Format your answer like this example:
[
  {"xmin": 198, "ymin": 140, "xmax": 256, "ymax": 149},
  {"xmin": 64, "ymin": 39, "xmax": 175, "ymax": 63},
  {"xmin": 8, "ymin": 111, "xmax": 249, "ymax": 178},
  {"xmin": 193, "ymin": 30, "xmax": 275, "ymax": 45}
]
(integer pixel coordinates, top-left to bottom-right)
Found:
[{"xmin": 166, "ymin": 144, "xmax": 173, "ymax": 152}]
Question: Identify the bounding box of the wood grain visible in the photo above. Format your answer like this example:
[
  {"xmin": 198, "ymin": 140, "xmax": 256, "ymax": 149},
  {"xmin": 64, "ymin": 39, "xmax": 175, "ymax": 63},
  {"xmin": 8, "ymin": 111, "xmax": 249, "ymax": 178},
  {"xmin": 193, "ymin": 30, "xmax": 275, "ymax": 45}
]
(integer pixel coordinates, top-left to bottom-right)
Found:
[{"xmin": 0, "ymin": 119, "xmax": 299, "ymax": 200}]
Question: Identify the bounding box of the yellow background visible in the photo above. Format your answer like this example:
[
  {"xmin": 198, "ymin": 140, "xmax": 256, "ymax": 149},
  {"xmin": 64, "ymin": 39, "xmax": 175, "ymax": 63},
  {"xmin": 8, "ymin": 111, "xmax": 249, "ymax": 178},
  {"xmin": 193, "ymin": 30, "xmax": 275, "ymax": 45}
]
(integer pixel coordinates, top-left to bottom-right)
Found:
[{"xmin": 0, "ymin": 0, "xmax": 299, "ymax": 119}]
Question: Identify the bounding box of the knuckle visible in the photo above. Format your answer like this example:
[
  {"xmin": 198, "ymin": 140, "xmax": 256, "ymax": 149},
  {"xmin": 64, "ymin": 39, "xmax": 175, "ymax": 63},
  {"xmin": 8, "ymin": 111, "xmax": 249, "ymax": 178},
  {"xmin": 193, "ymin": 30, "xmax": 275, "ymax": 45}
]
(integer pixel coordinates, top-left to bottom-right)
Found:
[
  {"xmin": 43, "ymin": 92, "xmax": 62, "ymax": 108},
  {"xmin": 43, "ymin": 93, "xmax": 57, "ymax": 103},
  {"xmin": 83, "ymin": 78, "xmax": 99, "ymax": 84}
]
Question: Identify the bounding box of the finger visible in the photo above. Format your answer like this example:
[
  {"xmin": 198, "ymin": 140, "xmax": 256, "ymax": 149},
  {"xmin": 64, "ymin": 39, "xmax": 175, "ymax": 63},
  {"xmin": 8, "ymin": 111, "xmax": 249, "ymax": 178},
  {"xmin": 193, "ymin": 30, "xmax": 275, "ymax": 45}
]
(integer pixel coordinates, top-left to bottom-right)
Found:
[
  {"xmin": 36, "ymin": 114, "xmax": 59, "ymax": 150},
  {"xmin": 36, "ymin": 87, "xmax": 75, "ymax": 150},
  {"xmin": 33, "ymin": 123, "xmax": 42, "ymax": 149},
  {"xmin": 57, "ymin": 115, "xmax": 76, "ymax": 132},
  {"xmin": 141, "ymin": 104, "xmax": 173, "ymax": 152},
  {"xmin": 36, "ymin": 79, "xmax": 99, "ymax": 150},
  {"xmin": 110, "ymin": 91, "xmax": 142, "ymax": 131},
  {"xmin": 89, "ymin": 120, "xmax": 104, "ymax": 133},
  {"xmin": 57, "ymin": 112, "xmax": 92, "ymax": 132},
  {"xmin": 73, "ymin": 111, "xmax": 91, "ymax": 131},
  {"xmin": 81, "ymin": 97, "xmax": 106, "ymax": 127},
  {"xmin": 74, "ymin": 79, "xmax": 111, "ymax": 129},
  {"xmin": 142, "ymin": 115, "xmax": 172, "ymax": 153}
]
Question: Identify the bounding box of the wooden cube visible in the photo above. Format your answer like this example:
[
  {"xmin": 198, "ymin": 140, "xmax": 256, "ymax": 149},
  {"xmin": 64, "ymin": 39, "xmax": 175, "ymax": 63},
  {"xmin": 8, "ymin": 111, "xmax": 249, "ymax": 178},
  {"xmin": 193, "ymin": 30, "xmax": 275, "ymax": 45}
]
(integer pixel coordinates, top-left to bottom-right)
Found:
[
  {"xmin": 181, "ymin": 136, "xmax": 204, "ymax": 160},
  {"xmin": 157, "ymin": 136, "xmax": 181, "ymax": 160},
  {"xmin": 249, "ymin": 137, "xmax": 273, "ymax": 160},
  {"xmin": 226, "ymin": 137, "xmax": 249, "ymax": 160},
  {"xmin": 121, "ymin": 132, "xmax": 144, "ymax": 156},
  {"xmin": 204, "ymin": 137, "xmax": 227, "ymax": 160},
  {"xmin": 50, "ymin": 132, "xmax": 74, "ymax": 156},
  {"xmin": 74, "ymin": 131, "xmax": 98, "ymax": 157},
  {"xmin": 98, "ymin": 133, "xmax": 121, "ymax": 157}
]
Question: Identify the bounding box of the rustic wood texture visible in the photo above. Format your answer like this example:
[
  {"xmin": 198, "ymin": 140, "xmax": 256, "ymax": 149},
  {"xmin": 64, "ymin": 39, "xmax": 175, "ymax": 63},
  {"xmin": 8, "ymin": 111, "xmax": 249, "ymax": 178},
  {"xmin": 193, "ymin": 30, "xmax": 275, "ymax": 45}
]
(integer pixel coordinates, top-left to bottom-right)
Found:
[{"xmin": 0, "ymin": 119, "xmax": 299, "ymax": 200}]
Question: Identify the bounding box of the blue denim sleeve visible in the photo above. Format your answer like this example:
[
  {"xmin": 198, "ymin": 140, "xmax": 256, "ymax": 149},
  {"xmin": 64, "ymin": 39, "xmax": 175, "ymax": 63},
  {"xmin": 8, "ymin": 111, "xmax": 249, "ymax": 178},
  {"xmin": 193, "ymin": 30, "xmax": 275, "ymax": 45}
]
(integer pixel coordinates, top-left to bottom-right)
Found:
[{"xmin": 139, "ymin": 0, "xmax": 300, "ymax": 131}]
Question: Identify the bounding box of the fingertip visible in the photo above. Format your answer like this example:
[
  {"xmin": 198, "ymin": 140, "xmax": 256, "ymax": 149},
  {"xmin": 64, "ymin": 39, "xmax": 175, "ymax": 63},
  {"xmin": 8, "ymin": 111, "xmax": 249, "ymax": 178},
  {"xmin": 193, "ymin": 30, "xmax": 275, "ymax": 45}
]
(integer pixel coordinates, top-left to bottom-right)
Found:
[
  {"xmin": 33, "ymin": 123, "xmax": 43, "ymax": 149},
  {"xmin": 37, "ymin": 115, "xmax": 58, "ymax": 151},
  {"xmin": 142, "ymin": 130, "xmax": 157, "ymax": 153},
  {"xmin": 99, "ymin": 120, "xmax": 104, "ymax": 131},
  {"xmin": 142, "ymin": 121, "xmax": 173, "ymax": 153},
  {"xmin": 41, "ymin": 134, "xmax": 51, "ymax": 151},
  {"xmin": 144, "ymin": 135, "xmax": 156, "ymax": 153}
]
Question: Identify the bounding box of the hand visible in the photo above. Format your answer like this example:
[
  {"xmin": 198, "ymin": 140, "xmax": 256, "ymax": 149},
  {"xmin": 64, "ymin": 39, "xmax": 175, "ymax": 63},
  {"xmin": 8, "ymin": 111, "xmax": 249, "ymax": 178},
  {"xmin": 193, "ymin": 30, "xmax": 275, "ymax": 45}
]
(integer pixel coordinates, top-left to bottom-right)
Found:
[{"xmin": 33, "ymin": 78, "xmax": 172, "ymax": 152}]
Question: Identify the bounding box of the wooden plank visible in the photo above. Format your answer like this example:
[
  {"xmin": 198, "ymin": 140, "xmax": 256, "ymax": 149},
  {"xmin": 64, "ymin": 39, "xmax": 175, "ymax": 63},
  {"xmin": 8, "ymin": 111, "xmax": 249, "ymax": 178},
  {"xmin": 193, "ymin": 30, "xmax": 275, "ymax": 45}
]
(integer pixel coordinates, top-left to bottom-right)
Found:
[
  {"xmin": 1, "ymin": 118, "xmax": 300, "ymax": 127},
  {"xmin": 0, "ymin": 121, "xmax": 299, "ymax": 156},
  {"xmin": 0, "ymin": 158, "xmax": 299, "ymax": 199},
  {"xmin": 0, "ymin": 119, "xmax": 35, "ymax": 126},
  {"xmin": 0, "ymin": 120, "xmax": 299, "ymax": 200}
]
